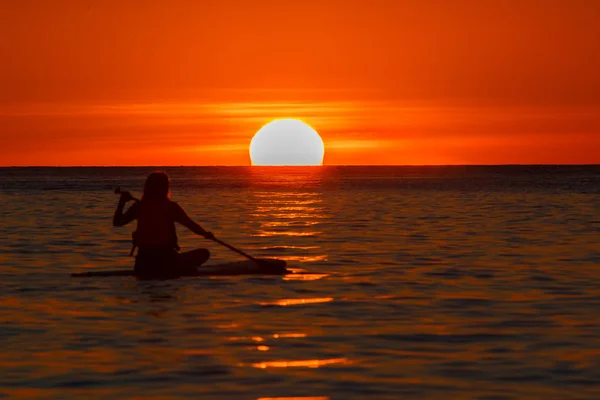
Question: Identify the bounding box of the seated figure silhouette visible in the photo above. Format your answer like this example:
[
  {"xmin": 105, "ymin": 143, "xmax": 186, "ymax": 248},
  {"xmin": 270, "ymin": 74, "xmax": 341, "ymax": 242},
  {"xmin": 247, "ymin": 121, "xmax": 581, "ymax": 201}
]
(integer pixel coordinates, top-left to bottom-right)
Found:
[{"xmin": 113, "ymin": 171, "xmax": 213, "ymax": 278}]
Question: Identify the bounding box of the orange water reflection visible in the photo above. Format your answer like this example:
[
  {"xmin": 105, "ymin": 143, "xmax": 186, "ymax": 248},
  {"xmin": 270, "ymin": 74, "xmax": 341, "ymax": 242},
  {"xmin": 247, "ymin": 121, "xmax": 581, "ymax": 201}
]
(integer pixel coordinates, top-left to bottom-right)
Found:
[
  {"xmin": 253, "ymin": 358, "xmax": 347, "ymax": 369},
  {"xmin": 262, "ymin": 221, "xmax": 321, "ymax": 227},
  {"xmin": 278, "ymin": 255, "xmax": 327, "ymax": 262},
  {"xmin": 260, "ymin": 297, "xmax": 333, "ymax": 306},
  {"xmin": 249, "ymin": 212, "xmax": 325, "ymax": 219},
  {"xmin": 249, "ymin": 179, "xmax": 328, "ymax": 267},
  {"xmin": 259, "ymin": 245, "xmax": 320, "ymax": 250},
  {"xmin": 282, "ymin": 273, "xmax": 329, "ymax": 281},
  {"xmin": 256, "ymin": 206, "xmax": 323, "ymax": 212},
  {"xmin": 255, "ymin": 231, "xmax": 321, "ymax": 237},
  {"xmin": 273, "ymin": 333, "xmax": 307, "ymax": 338}
]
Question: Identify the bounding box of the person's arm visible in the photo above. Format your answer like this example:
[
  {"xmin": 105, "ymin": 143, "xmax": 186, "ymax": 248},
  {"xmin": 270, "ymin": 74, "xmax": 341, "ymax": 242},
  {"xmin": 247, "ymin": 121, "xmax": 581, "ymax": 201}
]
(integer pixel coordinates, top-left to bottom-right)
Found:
[
  {"xmin": 113, "ymin": 193, "xmax": 139, "ymax": 227},
  {"xmin": 171, "ymin": 202, "xmax": 214, "ymax": 239}
]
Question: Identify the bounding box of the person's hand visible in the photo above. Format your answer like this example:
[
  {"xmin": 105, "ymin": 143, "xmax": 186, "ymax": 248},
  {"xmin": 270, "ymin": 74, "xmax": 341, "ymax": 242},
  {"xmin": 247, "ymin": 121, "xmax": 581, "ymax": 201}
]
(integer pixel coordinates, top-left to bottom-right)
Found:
[
  {"xmin": 120, "ymin": 191, "xmax": 134, "ymax": 202},
  {"xmin": 203, "ymin": 231, "xmax": 215, "ymax": 240}
]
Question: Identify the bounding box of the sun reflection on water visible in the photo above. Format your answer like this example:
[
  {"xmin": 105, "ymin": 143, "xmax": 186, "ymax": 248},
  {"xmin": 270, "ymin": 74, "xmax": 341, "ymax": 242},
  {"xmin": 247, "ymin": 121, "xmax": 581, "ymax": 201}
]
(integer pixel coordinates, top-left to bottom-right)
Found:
[
  {"xmin": 282, "ymin": 273, "xmax": 329, "ymax": 281},
  {"xmin": 261, "ymin": 221, "xmax": 321, "ymax": 227},
  {"xmin": 273, "ymin": 333, "xmax": 307, "ymax": 338},
  {"xmin": 277, "ymin": 255, "xmax": 327, "ymax": 262},
  {"xmin": 260, "ymin": 297, "xmax": 333, "ymax": 306},
  {"xmin": 255, "ymin": 231, "xmax": 321, "ymax": 237},
  {"xmin": 252, "ymin": 358, "xmax": 347, "ymax": 369},
  {"xmin": 248, "ymin": 173, "xmax": 328, "ymax": 268}
]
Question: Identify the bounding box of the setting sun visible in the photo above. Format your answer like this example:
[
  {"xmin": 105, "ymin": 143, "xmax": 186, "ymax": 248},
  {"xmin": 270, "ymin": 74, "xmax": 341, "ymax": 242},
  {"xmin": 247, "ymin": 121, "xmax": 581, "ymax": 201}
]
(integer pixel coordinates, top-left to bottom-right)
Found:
[{"xmin": 249, "ymin": 119, "xmax": 325, "ymax": 166}]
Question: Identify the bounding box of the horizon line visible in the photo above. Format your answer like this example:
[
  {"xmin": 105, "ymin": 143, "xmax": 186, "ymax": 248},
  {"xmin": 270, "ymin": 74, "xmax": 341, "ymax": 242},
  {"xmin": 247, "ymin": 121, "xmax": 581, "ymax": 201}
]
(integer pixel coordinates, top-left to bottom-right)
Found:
[{"xmin": 2, "ymin": 164, "xmax": 600, "ymax": 168}]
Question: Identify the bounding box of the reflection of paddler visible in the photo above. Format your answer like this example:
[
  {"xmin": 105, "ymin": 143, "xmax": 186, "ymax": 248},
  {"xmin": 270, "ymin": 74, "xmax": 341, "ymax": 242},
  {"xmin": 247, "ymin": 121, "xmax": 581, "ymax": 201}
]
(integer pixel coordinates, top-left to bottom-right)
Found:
[{"xmin": 113, "ymin": 171, "xmax": 214, "ymax": 278}]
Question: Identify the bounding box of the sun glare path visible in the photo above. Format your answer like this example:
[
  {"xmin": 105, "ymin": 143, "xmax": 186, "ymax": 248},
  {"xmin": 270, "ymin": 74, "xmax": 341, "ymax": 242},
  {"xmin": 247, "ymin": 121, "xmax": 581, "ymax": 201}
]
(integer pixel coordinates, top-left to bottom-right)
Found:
[
  {"xmin": 252, "ymin": 358, "xmax": 348, "ymax": 369},
  {"xmin": 259, "ymin": 297, "xmax": 334, "ymax": 306}
]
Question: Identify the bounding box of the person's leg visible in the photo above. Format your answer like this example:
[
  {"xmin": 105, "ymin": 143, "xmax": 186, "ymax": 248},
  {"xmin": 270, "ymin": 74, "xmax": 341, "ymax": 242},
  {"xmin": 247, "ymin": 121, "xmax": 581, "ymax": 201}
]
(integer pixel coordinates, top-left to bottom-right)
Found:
[
  {"xmin": 176, "ymin": 248, "xmax": 210, "ymax": 274},
  {"xmin": 135, "ymin": 248, "xmax": 181, "ymax": 279}
]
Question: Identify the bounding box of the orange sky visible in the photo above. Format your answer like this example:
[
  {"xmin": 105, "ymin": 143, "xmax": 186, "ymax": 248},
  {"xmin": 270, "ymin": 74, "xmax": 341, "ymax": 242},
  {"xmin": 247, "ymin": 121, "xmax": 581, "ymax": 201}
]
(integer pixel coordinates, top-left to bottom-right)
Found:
[{"xmin": 2, "ymin": 0, "xmax": 600, "ymax": 166}]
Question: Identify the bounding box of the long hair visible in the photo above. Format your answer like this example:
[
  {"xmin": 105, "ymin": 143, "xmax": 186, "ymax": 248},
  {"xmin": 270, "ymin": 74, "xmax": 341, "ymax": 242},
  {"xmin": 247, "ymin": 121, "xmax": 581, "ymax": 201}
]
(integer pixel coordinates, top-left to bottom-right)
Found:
[{"xmin": 142, "ymin": 171, "xmax": 171, "ymax": 201}]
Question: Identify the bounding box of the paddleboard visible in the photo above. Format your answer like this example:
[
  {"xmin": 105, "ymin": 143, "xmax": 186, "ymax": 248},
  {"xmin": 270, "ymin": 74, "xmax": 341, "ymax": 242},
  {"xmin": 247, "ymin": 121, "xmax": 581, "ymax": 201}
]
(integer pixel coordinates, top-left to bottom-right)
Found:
[{"xmin": 71, "ymin": 258, "xmax": 288, "ymax": 278}]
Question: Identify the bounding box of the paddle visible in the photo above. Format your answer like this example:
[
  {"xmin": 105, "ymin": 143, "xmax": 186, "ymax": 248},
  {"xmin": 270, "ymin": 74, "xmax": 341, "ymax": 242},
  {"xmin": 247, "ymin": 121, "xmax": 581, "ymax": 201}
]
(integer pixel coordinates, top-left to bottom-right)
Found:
[
  {"xmin": 113, "ymin": 187, "xmax": 287, "ymax": 272},
  {"xmin": 202, "ymin": 235, "xmax": 284, "ymax": 272},
  {"xmin": 210, "ymin": 237, "xmax": 261, "ymax": 264}
]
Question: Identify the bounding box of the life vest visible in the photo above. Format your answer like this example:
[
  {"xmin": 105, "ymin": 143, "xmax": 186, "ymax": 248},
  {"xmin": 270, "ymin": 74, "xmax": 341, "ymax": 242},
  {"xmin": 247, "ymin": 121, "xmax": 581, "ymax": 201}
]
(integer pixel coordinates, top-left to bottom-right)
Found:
[{"xmin": 129, "ymin": 200, "xmax": 179, "ymax": 256}]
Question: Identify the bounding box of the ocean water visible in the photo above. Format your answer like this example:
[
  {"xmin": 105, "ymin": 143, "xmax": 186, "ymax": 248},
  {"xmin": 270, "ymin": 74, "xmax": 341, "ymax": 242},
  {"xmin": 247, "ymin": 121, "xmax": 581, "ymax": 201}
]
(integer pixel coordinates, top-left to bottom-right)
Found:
[{"xmin": 2, "ymin": 165, "xmax": 600, "ymax": 399}]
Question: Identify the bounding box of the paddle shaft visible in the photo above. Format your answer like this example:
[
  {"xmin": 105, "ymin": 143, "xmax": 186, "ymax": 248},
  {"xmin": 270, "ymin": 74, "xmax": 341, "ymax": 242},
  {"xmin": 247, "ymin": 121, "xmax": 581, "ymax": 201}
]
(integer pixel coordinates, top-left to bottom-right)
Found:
[
  {"xmin": 211, "ymin": 237, "xmax": 261, "ymax": 264},
  {"xmin": 114, "ymin": 187, "xmax": 261, "ymax": 264}
]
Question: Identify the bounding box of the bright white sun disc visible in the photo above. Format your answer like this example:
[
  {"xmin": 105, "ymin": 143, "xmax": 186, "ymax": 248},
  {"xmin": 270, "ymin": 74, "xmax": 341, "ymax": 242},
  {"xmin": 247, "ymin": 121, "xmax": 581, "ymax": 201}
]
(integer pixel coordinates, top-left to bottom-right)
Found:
[{"xmin": 250, "ymin": 119, "xmax": 325, "ymax": 166}]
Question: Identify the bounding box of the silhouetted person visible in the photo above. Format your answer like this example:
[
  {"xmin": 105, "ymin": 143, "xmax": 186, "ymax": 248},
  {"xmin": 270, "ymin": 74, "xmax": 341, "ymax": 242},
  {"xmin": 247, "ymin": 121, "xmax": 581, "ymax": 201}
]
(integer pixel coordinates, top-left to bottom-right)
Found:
[{"xmin": 113, "ymin": 171, "xmax": 213, "ymax": 278}]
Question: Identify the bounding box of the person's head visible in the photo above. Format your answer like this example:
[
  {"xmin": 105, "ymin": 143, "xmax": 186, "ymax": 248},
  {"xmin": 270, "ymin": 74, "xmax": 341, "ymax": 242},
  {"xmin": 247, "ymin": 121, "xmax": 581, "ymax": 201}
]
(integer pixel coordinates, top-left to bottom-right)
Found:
[{"xmin": 142, "ymin": 171, "xmax": 171, "ymax": 201}]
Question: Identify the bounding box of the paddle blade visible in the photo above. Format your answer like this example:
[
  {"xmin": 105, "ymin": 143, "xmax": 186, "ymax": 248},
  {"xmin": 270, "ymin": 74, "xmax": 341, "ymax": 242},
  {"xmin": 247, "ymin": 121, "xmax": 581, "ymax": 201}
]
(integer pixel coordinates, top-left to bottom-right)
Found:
[{"xmin": 256, "ymin": 258, "xmax": 288, "ymax": 274}]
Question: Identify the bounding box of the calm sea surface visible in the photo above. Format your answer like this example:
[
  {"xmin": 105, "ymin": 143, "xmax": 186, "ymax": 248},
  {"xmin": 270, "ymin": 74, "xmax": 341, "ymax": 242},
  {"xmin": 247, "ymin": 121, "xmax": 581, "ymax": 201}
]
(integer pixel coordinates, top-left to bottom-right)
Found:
[{"xmin": 2, "ymin": 166, "xmax": 600, "ymax": 399}]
